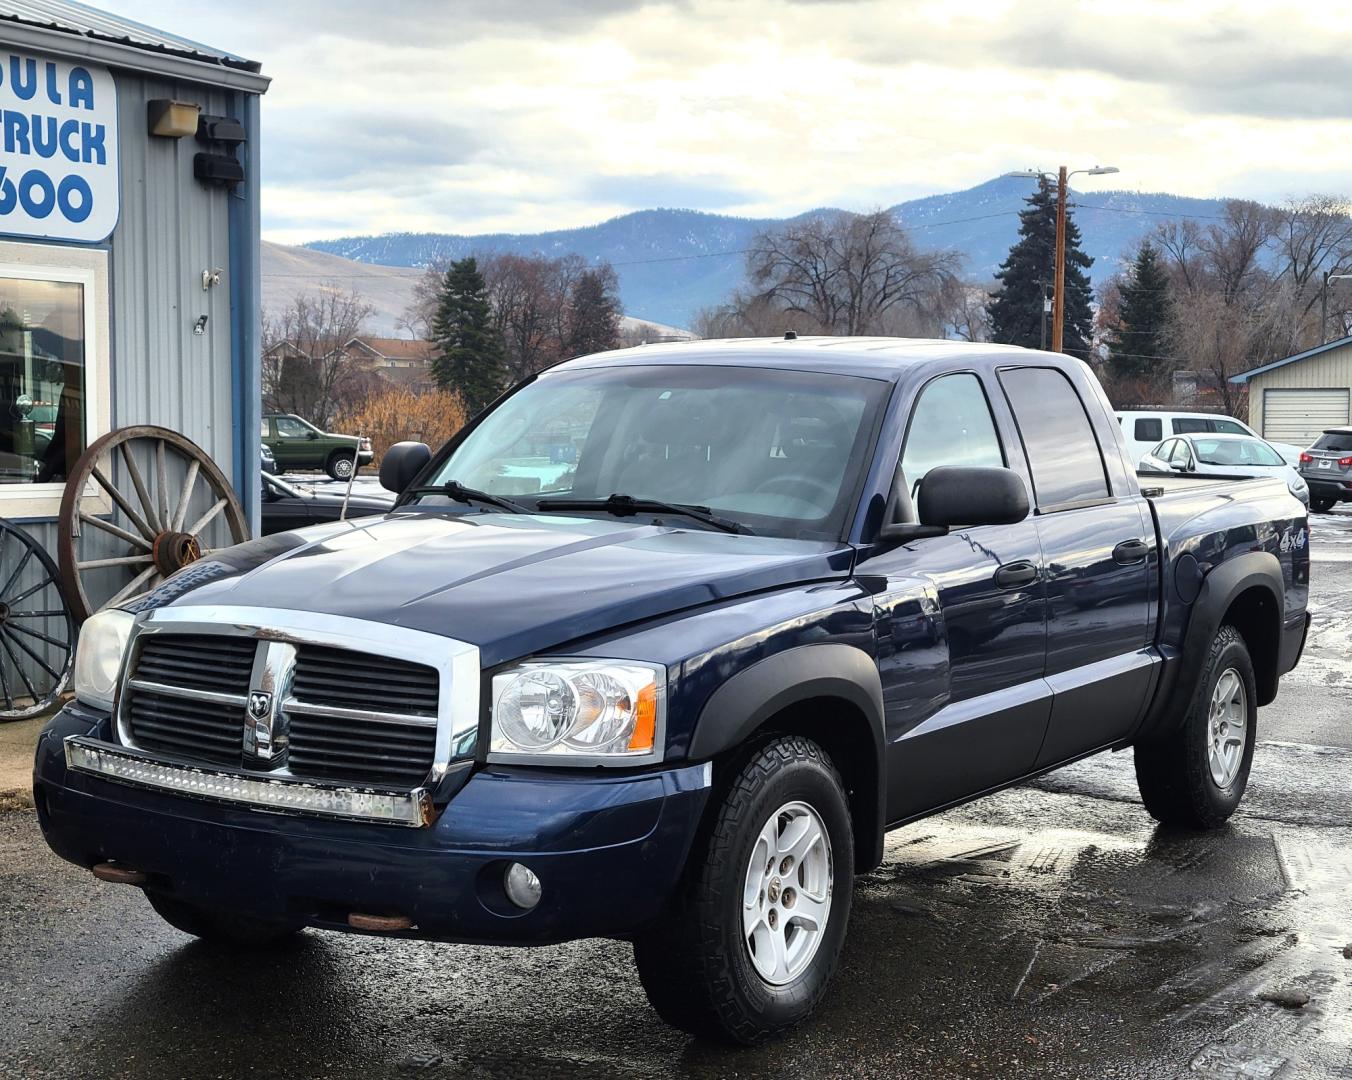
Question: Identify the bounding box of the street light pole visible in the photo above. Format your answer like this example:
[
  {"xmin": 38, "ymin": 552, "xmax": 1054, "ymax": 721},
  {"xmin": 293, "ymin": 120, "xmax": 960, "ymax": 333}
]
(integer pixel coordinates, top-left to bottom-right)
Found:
[
  {"xmin": 1009, "ymin": 164, "xmax": 1120, "ymax": 354},
  {"xmin": 1321, "ymin": 271, "xmax": 1352, "ymax": 344}
]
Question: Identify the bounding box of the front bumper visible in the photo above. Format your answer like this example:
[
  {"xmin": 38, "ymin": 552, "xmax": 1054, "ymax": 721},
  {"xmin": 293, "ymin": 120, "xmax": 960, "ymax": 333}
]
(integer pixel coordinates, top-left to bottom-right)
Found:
[{"xmin": 34, "ymin": 705, "xmax": 710, "ymax": 945}]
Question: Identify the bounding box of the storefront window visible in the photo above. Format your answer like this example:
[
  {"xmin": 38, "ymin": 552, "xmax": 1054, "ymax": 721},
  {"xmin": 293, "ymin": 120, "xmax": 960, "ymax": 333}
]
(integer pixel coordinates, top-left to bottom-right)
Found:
[{"xmin": 0, "ymin": 275, "xmax": 85, "ymax": 485}]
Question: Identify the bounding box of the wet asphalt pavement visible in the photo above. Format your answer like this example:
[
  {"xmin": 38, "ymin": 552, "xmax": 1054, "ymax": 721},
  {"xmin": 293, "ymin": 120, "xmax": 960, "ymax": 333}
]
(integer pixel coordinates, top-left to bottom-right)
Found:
[{"xmin": 3, "ymin": 512, "xmax": 1351, "ymax": 1079}]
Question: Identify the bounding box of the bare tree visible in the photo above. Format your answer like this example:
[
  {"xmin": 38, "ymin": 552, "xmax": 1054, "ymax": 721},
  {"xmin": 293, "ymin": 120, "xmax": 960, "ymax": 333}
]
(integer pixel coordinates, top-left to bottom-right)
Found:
[
  {"xmin": 745, "ymin": 210, "xmax": 960, "ymax": 336},
  {"xmin": 263, "ymin": 285, "xmax": 375, "ymax": 427}
]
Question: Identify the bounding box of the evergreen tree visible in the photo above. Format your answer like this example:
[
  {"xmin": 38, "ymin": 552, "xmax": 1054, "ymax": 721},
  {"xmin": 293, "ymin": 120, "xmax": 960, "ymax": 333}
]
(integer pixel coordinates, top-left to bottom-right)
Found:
[
  {"xmin": 430, "ymin": 257, "xmax": 506, "ymax": 412},
  {"xmin": 1107, "ymin": 242, "xmax": 1172, "ymax": 381},
  {"xmin": 566, "ymin": 267, "xmax": 621, "ymax": 357},
  {"xmin": 988, "ymin": 176, "xmax": 1095, "ymax": 356}
]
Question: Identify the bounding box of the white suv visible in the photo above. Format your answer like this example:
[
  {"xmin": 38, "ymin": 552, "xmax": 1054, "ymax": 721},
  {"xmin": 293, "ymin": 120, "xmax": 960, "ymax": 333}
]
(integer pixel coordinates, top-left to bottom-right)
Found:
[{"xmin": 1117, "ymin": 410, "xmax": 1303, "ymax": 467}]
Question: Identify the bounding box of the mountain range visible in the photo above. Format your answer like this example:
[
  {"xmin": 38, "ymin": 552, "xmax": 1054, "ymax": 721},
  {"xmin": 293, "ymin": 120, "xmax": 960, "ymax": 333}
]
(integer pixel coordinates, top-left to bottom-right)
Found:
[{"xmin": 302, "ymin": 175, "xmax": 1233, "ymax": 330}]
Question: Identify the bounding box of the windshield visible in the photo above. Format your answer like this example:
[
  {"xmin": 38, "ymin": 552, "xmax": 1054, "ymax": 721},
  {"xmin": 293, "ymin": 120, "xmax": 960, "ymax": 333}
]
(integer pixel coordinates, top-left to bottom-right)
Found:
[
  {"xmin": 418, "ymin": 364, "xmax": 890, "ymax": 539},
  {"xmin": 1193, "ymin": 437, "xmax": 1284, "ymax": 467}
]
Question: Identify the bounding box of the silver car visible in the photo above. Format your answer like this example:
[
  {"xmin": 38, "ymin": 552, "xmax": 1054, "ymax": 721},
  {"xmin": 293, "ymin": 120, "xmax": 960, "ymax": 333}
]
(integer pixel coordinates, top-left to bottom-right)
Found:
[
  {"xmin": 1298, "ymin": 427, "xmax": 1352, "ymax": 513},
  {"xmin": 1139, "ymin": 432, "xmax": 1310, "ymax": 505}
]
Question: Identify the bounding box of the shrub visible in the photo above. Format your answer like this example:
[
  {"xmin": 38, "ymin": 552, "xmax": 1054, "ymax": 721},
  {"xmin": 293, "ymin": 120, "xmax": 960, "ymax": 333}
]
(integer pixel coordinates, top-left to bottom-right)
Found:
[{"xmin": 332, "ymin": 387, "xmax": 469, "ymax": 466}]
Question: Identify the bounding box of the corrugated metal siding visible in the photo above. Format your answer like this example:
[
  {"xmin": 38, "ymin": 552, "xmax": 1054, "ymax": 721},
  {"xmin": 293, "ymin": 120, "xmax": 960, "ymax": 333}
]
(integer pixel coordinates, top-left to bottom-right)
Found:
[
  {"xmin": 21, "ymin": 69, "xmax": 236, "ymax": 560},
  {"xmin": 0, "ymin": 0, "xmax": 259, "ymax": 70},
  {"xmin": 1248, "ymin": 344, "xmax": 1352, "ymax": 441}
]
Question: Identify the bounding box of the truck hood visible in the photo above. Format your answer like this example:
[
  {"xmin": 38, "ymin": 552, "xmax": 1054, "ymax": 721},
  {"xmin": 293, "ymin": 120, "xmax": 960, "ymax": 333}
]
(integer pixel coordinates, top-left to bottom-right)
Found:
[{"xmin": 140, "ymin": 511, "xmax": 855, "ymax": 665}]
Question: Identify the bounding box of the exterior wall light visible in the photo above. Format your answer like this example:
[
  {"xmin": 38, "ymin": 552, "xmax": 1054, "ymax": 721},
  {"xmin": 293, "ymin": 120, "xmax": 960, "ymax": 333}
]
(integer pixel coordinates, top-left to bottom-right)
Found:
[{"xmin": 147, "ymin": 99, "xmax": 201, "ymax": 138}]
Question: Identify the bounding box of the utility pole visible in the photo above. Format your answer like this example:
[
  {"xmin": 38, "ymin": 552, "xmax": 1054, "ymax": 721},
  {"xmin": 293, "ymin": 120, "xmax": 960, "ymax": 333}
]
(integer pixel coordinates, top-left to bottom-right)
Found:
[
  {"xmin": 1052, "ymin": 165, "xmax": 1068, "ymax": 353},
  {"xmin": 1009, "ymin": 165, "xmax": 1119, "ymax": 354}
]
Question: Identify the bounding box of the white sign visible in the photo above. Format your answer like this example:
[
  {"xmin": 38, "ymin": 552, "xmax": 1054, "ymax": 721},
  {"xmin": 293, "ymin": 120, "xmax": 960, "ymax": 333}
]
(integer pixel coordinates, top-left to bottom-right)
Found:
[{"xmin": 0, "ymin": 51, "xmax": 118, "ymax": 242}]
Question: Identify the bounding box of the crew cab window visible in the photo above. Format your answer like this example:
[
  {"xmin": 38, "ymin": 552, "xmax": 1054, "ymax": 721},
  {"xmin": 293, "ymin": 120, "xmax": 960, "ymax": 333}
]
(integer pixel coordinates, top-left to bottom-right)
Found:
[
  {"xmin": 999, "ymin": 366, "xmax": 1110, "ymax": 508},
  {"xmin": 1134, "ymin": 418, "xmax": 1162, "ymax": 442},
  {"xmin": 1172, "ymin": 418, "xmax": 1210, "ymax": 434},
  {"xmin": 901, "ymin": 373, "xmax": 1003, "ymax": 489},
  {"xmin": 275, "ymin": 417, "xmax": 312, "ymax": 438}
]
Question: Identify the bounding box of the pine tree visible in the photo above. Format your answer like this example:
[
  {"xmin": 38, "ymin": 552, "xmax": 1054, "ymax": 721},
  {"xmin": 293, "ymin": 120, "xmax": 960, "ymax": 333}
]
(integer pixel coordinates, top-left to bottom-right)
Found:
[
  {"xmin": 1107, "ymin": 242, "xmax": 1172, "ymax": 381},
  {"xmin": 566, "ymin": 267, "xmax": 621, "ymax": 357},
  {"xmin": 988, "ymin": 177, "xmax": 1095, "ymax": 356},
  {"xmin": 430, "ymin": 257, "xmax": 506, "ymax": 413}
]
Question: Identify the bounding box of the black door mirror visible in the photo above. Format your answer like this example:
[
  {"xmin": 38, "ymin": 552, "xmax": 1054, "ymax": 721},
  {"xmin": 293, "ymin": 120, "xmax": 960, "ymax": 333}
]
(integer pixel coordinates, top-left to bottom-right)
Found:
[
  {"xmin": 380, "ymin": 441, "xmax": 432, "ymax": 493},
  {"xmin": 881, "ymin": 466, "xmax": 1029, "ymax": 540},
  {"xmin": 306, "ymin": 430, "xmax": 319, "ymax": 440}
]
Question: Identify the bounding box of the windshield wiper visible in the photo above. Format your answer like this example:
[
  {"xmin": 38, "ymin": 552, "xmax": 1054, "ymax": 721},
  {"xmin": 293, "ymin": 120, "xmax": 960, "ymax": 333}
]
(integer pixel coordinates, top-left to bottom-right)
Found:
[
  {"xmin": 534, "ymin": 493, "xmax": 753, "ymax": 535},
  {"xmin": 403, "ymin": 480, "xmax": 529, "ymax": 514}
]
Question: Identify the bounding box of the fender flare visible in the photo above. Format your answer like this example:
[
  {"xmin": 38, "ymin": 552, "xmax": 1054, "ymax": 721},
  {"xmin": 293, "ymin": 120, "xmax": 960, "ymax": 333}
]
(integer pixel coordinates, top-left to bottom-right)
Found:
[
  {"xmin": 689, "ymin": 643, "xmax": 886, "ymax": 870},
  {"xmin": 1138, "ymin": 550, "xmax": 1284, "ymax": 741}
]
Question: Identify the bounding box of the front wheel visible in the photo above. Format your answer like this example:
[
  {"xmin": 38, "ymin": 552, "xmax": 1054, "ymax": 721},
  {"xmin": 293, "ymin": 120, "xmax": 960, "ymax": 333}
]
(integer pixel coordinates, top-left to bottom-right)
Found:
[
  {"xmin": 326, "ymin": 453, "xmax": 356, "ymax": 481},
  {"xmin": 633, "ymin": 736, "xmax": 854, "ymax": 1044},
  {"xmin": 1134, "ymin": 624, "xmax": 1257, "ymax": 828}
]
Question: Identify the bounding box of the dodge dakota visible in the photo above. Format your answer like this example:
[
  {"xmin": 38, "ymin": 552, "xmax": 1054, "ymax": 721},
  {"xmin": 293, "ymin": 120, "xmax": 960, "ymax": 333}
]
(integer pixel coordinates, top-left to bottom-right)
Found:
[{"xmin": 35, "ymin": 338, "xmax": 1310, "ymax": 1043}]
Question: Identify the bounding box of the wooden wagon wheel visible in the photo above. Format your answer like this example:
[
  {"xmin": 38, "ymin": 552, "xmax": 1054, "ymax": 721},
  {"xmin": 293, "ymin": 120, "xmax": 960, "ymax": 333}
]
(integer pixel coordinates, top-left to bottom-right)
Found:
[
  {"xmin": 58, "ymin": 426, "xmax": 250, "ymax": 622},
  {"xmin": 0, "ymin": 518, "xmax": 76, "ymax": 720}
]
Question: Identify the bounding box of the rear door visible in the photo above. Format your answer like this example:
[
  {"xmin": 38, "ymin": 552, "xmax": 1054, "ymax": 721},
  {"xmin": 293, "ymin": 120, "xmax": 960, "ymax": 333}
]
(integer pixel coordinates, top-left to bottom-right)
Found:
[
  {"xmin": 997, "ymin": 366, "xmax": 1156, "ymax": 766},
  {"xmin": 862, "ymin": 370, "xmax": 1050, "ymax": 820}
]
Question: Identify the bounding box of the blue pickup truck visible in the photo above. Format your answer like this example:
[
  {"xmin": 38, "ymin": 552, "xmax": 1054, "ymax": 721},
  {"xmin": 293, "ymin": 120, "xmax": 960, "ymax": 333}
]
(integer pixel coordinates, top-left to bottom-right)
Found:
[{"xmin": 35, "ymin": 338, "xmax": 1309, "ymax": 1043}]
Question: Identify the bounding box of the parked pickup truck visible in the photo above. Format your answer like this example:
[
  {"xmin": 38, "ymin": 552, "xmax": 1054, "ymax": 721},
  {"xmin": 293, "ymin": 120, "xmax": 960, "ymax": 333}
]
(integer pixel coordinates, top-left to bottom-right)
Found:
[{"xmin": 36, "ymin": 339, "xmax": 1310, "ymax": 1044}]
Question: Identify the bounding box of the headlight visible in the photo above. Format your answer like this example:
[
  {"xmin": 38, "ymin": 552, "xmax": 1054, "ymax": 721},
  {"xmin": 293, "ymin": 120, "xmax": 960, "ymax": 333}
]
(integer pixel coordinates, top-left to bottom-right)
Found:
[
  {"xmin": 490, "ymin": 660, "xmax": 664, "ymax": 764},
  {"xmin": 71, "ymin": 608, "xmax": 135, "ymax": 711}
]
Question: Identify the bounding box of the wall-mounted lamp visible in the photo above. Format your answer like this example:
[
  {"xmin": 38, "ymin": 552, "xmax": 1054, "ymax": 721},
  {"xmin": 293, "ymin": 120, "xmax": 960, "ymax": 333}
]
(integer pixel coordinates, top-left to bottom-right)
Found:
[
  {"xmin": 147, "ymin": 99, "xmax": 201, "ymax": 138},
  {"xmin": 193, "ymin": 315, "xmax": 209, "ymax": 336}
]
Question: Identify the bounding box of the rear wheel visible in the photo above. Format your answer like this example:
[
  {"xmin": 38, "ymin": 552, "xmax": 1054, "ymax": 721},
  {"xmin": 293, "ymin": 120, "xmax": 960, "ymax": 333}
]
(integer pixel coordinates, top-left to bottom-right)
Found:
[
  {"xmin": 1134, "ymin": 624, "xmax": 1257, "ymax": 828},
  {"xmin": 1310, "ymin": 496, "xmax": 1336, "ymax": 513},
  {"xmin": 144, "ymin": 891, "xmax": 305, "ymax": 946},
  {"xmin": 633, "ymin": 735, "xmax": 853, "ymax": 1044}
]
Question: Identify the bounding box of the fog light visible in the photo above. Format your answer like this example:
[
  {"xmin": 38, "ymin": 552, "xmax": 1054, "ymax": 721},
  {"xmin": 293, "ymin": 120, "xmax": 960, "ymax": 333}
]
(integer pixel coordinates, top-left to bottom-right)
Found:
[{"xmin": 504, "ymin": 862, "xmax": 542, "ymax": 910}]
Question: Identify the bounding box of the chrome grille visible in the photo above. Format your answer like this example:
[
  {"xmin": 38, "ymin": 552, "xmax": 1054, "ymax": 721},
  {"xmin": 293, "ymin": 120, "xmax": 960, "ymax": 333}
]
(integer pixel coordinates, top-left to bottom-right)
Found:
[{"xmin": 120, "ymin": 629, "xmax": 445, "ymax": 790}]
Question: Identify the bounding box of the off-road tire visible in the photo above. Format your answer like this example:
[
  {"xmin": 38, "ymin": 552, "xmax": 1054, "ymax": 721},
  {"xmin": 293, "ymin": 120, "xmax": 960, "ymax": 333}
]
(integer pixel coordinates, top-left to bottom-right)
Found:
[
  {"xmin": 1134, "ymin": 624, "xmax": 1257, "ymax": 828},
  {"xmin": 632, "ymin": 736, "xmax": 854, "ymax": 1044},
  {"xmin": 144, "ymin": 890, "xmax": 305, "ymax": 946},
  {"xmin": 1310, "ymin": 496, "xmax": 1336, "ymax": 514},
  {"xmin": 325, "ymin": 452, "xmax": 356, "ymax": 481}
]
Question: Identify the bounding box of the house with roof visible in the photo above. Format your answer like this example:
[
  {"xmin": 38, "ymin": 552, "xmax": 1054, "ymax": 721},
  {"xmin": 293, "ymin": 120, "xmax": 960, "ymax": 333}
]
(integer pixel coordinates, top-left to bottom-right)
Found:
[{"xmin": 1230, "ymin": 336, "xmax": 1352, "ymax": 448}]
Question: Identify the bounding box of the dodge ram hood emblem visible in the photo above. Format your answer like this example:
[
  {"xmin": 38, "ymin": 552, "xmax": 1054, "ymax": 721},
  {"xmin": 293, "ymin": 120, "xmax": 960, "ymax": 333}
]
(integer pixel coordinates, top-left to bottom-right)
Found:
[{"xmin": 247, "ymin": 691, "xmax": 272, "ymax": 720}]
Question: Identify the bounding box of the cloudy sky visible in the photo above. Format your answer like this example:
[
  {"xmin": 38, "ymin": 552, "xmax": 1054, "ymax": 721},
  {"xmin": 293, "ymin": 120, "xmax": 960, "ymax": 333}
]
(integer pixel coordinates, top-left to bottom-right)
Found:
[{"xmin": 107, "ymin": 0, "xmax": 1352, "ymax": 244}]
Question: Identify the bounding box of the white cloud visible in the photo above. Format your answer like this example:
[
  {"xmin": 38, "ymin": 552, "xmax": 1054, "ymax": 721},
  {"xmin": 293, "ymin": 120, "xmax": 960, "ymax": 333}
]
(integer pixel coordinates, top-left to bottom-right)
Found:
[{"xmin": 103, "ymin": 0, "xmax": 1352, "ymax": 243}]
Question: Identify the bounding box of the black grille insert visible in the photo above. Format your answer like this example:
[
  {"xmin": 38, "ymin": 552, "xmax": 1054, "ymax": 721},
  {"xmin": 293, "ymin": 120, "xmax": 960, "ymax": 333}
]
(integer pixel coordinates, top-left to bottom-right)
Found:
[
  {"xmin": 291, "ymin": 645, "xmax": 439, "ymax": 717},
  {"xmin": 134, "ymin": 633, "xmax": 256, "ymax": 695}
]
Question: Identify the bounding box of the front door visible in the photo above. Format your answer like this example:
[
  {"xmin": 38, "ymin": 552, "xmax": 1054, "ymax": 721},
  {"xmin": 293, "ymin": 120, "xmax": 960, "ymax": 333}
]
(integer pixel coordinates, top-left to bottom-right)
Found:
[
  {"xmin": 862, "ymin": 371, "xmax": 1050, "ymax": 822},
  {"xmin": 271, "ymin": 415, "xmax": 316, "ymax": 471}
]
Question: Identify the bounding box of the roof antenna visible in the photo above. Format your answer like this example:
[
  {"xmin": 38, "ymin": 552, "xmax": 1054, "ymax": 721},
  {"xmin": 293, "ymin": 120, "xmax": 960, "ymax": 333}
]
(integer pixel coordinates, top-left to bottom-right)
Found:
[{"xmin": 784, "ymin": 330, "xmax": 797, "ymax": 340}]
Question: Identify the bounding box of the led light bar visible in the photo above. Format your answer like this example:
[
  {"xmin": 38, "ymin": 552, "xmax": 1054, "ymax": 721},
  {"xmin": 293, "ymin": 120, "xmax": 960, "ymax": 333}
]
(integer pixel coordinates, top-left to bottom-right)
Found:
[{"xmin": 63, "ymin": 737, "xmax": 430, "ymax": 827}]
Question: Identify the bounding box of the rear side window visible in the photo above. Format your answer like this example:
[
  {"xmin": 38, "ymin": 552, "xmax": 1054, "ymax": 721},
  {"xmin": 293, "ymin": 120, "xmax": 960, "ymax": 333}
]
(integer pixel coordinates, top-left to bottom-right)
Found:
[
  {"xmin": 1134, "ymin": 418, "xmax": 1162, "ymax": 442},
  {"xmin": 999, "ymin": 367, "xmax": 1110, "ymax": 508},
  {"xmin": 1313, "ymin": 431, "xmax": 1352, "ymax": 453},
  {"xmin": 901, "ymin": 372, "xmax": 1004, "ymax": 489},
  {"xmin": 1172, "ymin": 417, "xmax": 1210, "ymax": 434}
]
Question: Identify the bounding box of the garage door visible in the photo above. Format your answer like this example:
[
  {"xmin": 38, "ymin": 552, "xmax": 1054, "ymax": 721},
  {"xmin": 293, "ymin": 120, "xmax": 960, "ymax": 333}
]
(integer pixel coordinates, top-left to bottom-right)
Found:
[{"xmin": 1263, "ymin": 388, "xmax": 1351, "ymax": 446}]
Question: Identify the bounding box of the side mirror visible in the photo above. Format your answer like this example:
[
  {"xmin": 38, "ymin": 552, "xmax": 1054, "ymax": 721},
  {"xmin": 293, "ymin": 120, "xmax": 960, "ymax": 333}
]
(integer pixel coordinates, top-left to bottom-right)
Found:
[
  {"xmin": 306, "ymin": 430, "xmax": 319, "ymax": 440},
  {"xmin": 380, "ymin": 441, "xmax": 431, "ymax": 493},
  {"xmin": 881, "ymin": 466, "xmax": 1029, "ymax": 540}
]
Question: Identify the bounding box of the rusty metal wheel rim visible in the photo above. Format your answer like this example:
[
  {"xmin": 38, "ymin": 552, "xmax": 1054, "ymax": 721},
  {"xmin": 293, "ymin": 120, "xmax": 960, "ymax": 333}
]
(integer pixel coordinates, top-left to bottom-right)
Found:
[
  {"xmin": 0, "ymin": 518, "xmax": 75, "ymax": 720},
  {"xmin": 57, "ymin": 426, "xmax": 250, "ymax": 621}
]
